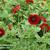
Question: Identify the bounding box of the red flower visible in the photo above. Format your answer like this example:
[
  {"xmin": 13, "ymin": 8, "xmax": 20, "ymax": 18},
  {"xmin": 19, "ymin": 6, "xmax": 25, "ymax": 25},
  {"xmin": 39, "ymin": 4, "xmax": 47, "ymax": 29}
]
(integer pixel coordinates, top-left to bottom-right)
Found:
[
  {"xmin": 12, "ymin": 5, "xmax": 20, "ymax": 13},
  {"xmin": 0, "ymin": 28, "xmax": 5, "ymax": 37},
  {"xmin": 26, "ymin": 0, "xmax": 33, "ymax": 3},
  {"xmin": 48, "ymin": 26, "xmax": 50, "ymax": 30},
  {"xmin": 40, "ymin": 23, "xmax": 49, "ymax": 32},
  {"xmin": 28, "ymin": 14, "xmax": 41, "ymax": 25},
  {"xmin": 40, "ymin": 16, "xmax": 47, "ymax": 22}
]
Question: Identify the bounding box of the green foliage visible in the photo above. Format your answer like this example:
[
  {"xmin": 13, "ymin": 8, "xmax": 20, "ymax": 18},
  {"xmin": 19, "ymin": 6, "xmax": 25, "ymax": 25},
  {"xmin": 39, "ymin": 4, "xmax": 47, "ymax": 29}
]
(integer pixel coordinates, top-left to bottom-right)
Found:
[{"xmin": 0, "ymin": 0, "xmax": 50, "ymax": 50}]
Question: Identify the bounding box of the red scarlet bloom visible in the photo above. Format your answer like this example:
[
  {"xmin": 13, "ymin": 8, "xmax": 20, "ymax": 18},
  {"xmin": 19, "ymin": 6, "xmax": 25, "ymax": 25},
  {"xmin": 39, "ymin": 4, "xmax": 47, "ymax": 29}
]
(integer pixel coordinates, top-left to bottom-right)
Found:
[
  {"xmin": 26, "ymin": 0, "xmax": 33, "ymax": 3},
  {"xmin": 28, "ymin": 14, "xmax": 41, "ymax": 25},
  {"xmin": 48, "ymin": 26, "xmax": 50, "ymax": 30},
  {"xmin": 0, "ymin": 28, "xmax": 5, "ymax": 37},
  {"xmin": 40, "ymin": 23, "xmax": 49, "ymax": 32},
  {"xmin": 40, "ymin": 16, "xmax": 47, "ymax": 22},
  {"xmin": 12, "ymin": 5, "xmax": 20, "ymax": 13}
]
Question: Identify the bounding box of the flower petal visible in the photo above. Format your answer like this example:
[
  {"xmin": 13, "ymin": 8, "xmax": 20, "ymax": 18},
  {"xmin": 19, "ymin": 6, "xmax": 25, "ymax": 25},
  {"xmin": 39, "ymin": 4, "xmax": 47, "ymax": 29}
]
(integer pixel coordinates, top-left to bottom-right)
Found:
[
  {"xmin": 12, "ymin": 5, "xmax": 21, "ymax": 13},
  {"xmin": 0, "ymin": 28, "xmax": 5, "ymax": 37},
  {"xmin": 26, "ymin": 0, "xmax": 33, "ymax": 3}
]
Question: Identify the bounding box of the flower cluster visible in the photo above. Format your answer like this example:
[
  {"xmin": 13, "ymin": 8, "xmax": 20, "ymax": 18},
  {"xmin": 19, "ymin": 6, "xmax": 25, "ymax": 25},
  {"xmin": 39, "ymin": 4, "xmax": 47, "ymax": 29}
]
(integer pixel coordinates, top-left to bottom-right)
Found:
[
  {"xmin": 0, "ymin": 0, "xmax": 49, "ymax": 50},
  {"xmin": 0, "ymin": 0, "xmax": 48, "ymax": 37},
  {"xmin": 28, "ymin": 13, "xmax": 50, "ymax": 33}
]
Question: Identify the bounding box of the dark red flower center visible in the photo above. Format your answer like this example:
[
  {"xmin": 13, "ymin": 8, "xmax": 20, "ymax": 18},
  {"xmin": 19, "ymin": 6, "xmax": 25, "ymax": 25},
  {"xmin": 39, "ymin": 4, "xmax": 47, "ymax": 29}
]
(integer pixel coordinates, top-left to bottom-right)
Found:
[{"xmin": 31, "ymin": 16, "xmax": 36, "ymax": 22}]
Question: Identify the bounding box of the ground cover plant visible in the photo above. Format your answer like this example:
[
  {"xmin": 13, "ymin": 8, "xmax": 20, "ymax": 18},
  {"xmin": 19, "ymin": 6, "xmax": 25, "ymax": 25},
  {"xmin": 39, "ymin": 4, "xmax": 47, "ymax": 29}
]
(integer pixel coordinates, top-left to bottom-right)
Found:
[{"xmin": 0, "ymin": 0, "xmax": 50, "ymax": 50}]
